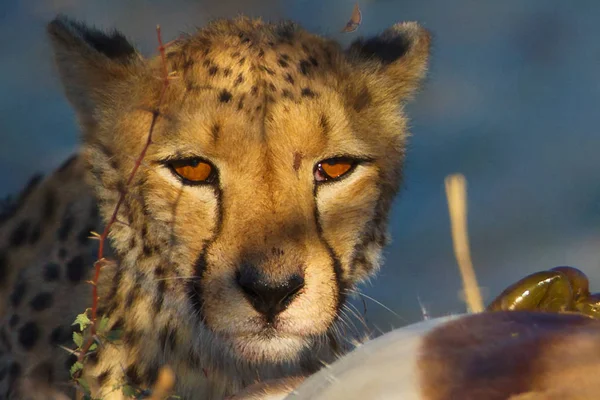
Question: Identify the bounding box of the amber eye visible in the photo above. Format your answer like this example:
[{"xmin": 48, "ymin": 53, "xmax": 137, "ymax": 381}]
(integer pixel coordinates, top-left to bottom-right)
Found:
[
  {"xmin": 314, "ymin": 158, "xmax": 356, "ymax": 182},
  {"xmin": 169, "ymin": 159, "xmax": 216, "ymax": 184}
]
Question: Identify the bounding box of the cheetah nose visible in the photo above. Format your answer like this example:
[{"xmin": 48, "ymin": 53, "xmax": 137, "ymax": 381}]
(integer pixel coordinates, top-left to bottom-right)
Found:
[{"xmin": 236, "ymin": 266, "xmax": 305, "ymax": 322}]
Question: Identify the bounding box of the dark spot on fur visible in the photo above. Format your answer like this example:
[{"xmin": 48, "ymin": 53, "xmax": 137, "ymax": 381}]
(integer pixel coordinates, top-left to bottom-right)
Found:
[
  {"xmin": 154, "ymin": 280, "xmax": 166, "ymax": 314},
  {"xmin": 125, "ymin": 364, "xmax": 142, "ymax": 386},
  {"xmin": 43, "ymin": 190, "xmax": 57, "ymax": 221},
  {"xmin": 238, "ymin": 57, "xmax": 246, "ymax": 66},
  {"xmin": 9, "ymin": 314, "xmax": 19, "ymax": 328},
  {"xmin": 58, "ymin": 248, "xmax": 67, "ymax": 260},
  {"xmin": 268, "ymin": 82, "xmax": 276, "ymax": 92},
  {"xmin": 301, "ymin": 87, "xmax": 316, "ymax": 98},
  {"xmin": 302, "ymin": 44, "xmax": 310, "ymax": 53},
  {"xmin": 87, "ymin": 351, "xmax": 99, "ymax": 366},
  {"xmin": 49, "ymin": 326, "xmax": 71, "ymax": 345},
  {"xmin": 28, "ymin": 222, "xmax": 41, "ymax": 244},
  {"xmin": 202, "ymin": 59, "xmax": 211, "ymax": 68},
  {"xmin": 237, "ymin": 95, "xmax": 245, "ymax": 110},
  {"xmin": 66, "ymin": 255, "xmax": 85, "ymax": 283},
  {"xmin": 0, "ymin": 366, "xmax": 6, "ymax": 381},
  {"xmin": 250, "ymin": 85, "xmax": 258, "ymax": 96},
  {"xmin": 309, "ymin": 56, "xmax": 319, "ymax": 66},
  {"xmin": 299, "ymin": 60, "xmax": 311, "ymax": 75},
  {"xmin": 219, "ymin": 89, "xmax": 233, "ymax": 103},
  {"xmin": 211, "ymin": 124, "xmax": 221, "ymax": 141},
  {"xmin": 208, "ymin": 66, "xmax": 218, "ymax": 76},
  {"xmin": 10, "ymin": 220, "xmax": 30, "ymax": 247},
  {"xmin": 278, "ymin": 58, "xmax": 289, "ymax": 68},
  {"xmin": 18, "ymin": 322, "xmax": 40, "ymax": 350},
  {"xmin": 57, "ymin": 209, "xmax": 74, "ymax": 241},
  {"xmin": 285, "ymin": 73, "xmax": 295, "ymax": 85},
  {"xmin": 353, "ymin": 86, "xmax": 372, "ymax": 112},
  {"xmin": 234, "ymin": 73, "xmax": 244, "ymax": 86},
  {"xmin": 125, "ymin": 286, "xmax": 139, "ymax": 308},
  {"xmin": 282, "ymin": 89, "xmax": 294, "ymax": 99},
  {"xmin": 260, "ymin": 65, "xmax": 275, "ymax": 75},
  {"xmin": 293, "ymin": 152, "xmax": 303, "ymax": 172},
  {"xmin": 224, "ymin": 68, "xmax": 232, "ymax": 77},
  {"xmin": 10, "ymin": 282, "xmax": 26, "ymax": 307},
  {"xmin": 97, "ymin": 369, "xmax": 111, "ymax": 386},
  {"xmin": 258, "ymin": 49, "xmax": 265, "ymax": 57},
  {"xmin": 30, "ymin": 292, "xmax": 53, "ymax": 312}
]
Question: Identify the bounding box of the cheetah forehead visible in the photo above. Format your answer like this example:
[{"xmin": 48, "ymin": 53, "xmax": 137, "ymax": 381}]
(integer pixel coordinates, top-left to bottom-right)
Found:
[{"xmin": 166, "ymin": 18, "xmax": 342, "ymax": 93}]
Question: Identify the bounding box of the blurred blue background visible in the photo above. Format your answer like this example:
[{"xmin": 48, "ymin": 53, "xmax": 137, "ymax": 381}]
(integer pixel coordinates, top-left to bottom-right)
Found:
[{"xmin": 2, "ymin": 0, "xmax": 600, "ymax": 332}]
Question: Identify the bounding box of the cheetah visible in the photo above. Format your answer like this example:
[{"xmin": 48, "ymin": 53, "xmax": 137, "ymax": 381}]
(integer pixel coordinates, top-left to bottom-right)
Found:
[{"xmin": 0, "ymin": 15, "xmax": 430, "ymax": 399}]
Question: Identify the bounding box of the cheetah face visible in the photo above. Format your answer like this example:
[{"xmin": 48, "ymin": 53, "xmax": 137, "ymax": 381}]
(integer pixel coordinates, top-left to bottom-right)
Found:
[{"xmin": 48, "ymin": 17, "xmax": 430, "ymax": 364}]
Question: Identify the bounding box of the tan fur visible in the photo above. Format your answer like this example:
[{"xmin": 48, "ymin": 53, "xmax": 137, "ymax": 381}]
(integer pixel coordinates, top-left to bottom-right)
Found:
[{"xmin": 0, "ymin": 16, "xmax": 430, "ymax": 399}]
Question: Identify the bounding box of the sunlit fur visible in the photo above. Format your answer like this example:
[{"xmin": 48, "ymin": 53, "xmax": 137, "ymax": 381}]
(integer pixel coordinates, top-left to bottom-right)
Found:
[{"xmin": 0, "ymin": 16, "xmax": 430, "ymax": 399}]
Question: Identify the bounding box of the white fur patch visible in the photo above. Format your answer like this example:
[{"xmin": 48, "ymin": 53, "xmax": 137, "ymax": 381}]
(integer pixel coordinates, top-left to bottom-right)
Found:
[{"xmin": 286, "ymin": 315, "xmax": 463, "ymax": 399}]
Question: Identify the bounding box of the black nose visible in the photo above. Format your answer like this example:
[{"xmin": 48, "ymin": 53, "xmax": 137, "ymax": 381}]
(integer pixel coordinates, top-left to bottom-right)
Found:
[{"xmin": 236, "ymin": 266, "xmax": 305, "ymax": 322}]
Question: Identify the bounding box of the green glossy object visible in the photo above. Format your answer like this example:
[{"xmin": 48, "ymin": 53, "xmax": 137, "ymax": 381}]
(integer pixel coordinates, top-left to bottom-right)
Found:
[{"xmin": 487, "ymin": 266, "xmax": 600, "ymax": 319}]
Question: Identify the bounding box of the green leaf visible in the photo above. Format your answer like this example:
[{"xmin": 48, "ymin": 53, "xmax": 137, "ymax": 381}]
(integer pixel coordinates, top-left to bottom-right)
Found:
[
  {"xmin": 88, "ymin": 342, "xmax": 98, "ymax": 351},
  {"xmin": 72, "ymin": 312, "xmax": 92, "ymax": 331},
  {"xmin": 98, "ymin": 316, "xmax": 110, "ymax": 333},
  {"xmin": 73, "ymin": 332, "xmax": 84, "ymax": 348},
  {"xmin": 77, "ymin": 377, "xmax": 91, "ymax": 394},
  {"xmin": 122, "ymin": 385, "xmax": 137, "ymax": 397},
  {"xmin": 70, "ymin": 361, "xmax": 83, "ymax": 377},
  {"xmin": 105, "ymin": 329, "xmax": 123, "ymax": 342}
]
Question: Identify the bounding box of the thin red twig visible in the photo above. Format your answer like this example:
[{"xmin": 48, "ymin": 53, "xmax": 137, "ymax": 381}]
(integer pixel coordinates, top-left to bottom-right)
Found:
[{"xmin": 75, "ymin": 25, "xmax": 171, "ymax": 395}]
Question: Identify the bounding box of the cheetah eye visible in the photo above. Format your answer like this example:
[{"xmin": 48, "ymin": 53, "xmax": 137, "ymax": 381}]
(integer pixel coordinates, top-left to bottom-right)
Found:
[
  {"xmin": 314, "ymin": 158, "xmax": 357, "ymax": 182},
  {"xmin": 168, "ymin": 158, "xmax": 217, "ymax": 184}
]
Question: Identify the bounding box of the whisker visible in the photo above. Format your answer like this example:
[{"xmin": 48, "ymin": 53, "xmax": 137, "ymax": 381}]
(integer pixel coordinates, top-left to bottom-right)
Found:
[{"xmin": 345, "ymin": 289, "xmax": 407, "ymax": 323}]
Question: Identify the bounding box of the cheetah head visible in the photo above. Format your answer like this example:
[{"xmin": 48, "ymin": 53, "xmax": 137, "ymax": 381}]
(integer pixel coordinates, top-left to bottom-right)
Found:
[{"xmin": 48, "ymin": 16, "xmax": 430, "ymax": 366}]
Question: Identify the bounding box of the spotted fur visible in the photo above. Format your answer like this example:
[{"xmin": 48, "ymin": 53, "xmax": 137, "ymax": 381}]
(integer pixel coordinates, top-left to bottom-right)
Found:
[{"xmin": 0, "ymin": 15, "xmax": 430, "ymax": 399}]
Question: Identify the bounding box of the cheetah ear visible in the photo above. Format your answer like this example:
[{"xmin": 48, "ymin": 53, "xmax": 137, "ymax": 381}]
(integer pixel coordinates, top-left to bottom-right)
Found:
[
  {"xmin": 47, "ymin": 15, "xmax": 141, "ymax": 128},
  {"xmin": 347, "ymin": 22, "xmax": 431, "ymax": 101}
]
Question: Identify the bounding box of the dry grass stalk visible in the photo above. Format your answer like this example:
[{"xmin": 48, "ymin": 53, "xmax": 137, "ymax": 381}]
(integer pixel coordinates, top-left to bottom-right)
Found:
[{"xmin": 444, "ymin": 173, "xmax": 484, "ymax": 313}]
